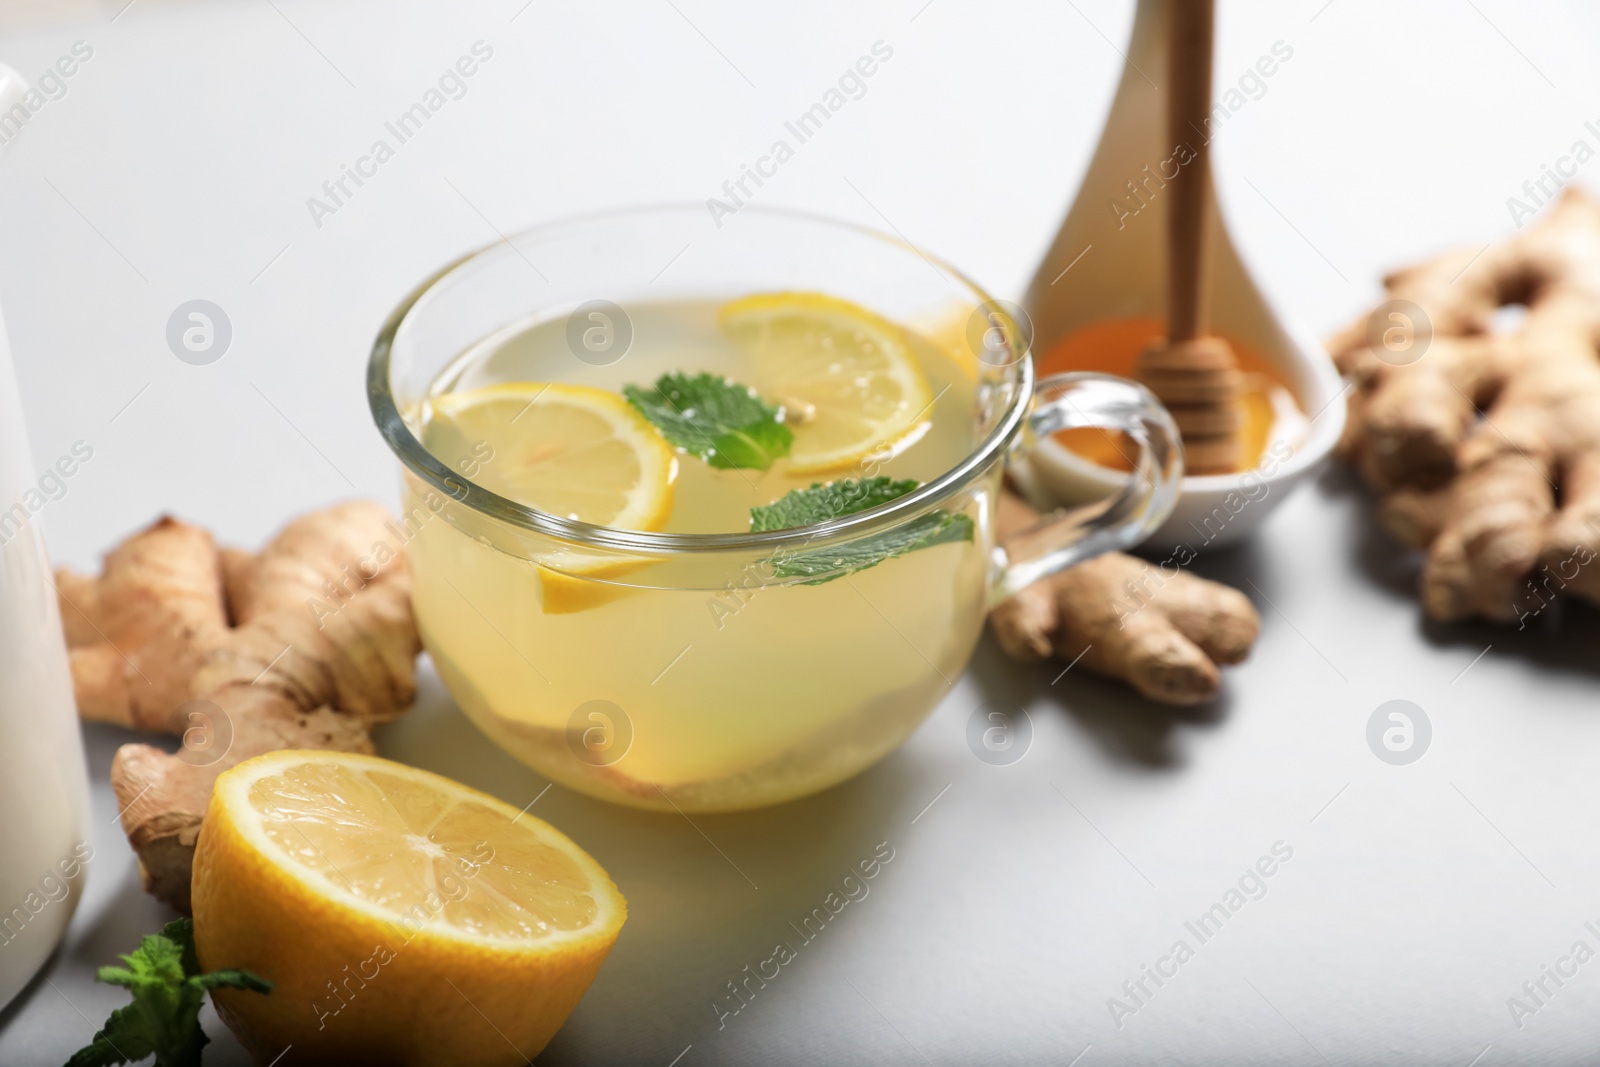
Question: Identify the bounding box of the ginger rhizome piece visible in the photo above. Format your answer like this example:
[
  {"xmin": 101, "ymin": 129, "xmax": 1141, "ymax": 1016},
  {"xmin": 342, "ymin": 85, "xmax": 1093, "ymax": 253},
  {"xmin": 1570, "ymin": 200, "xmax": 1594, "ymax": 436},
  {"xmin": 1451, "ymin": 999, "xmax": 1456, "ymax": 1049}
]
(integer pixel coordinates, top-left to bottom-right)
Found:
[
  {"xmin": 1329, "ymin": 187, "xmax": 1600, "ymax": 623},
  {"xmin": 56, "ymin": 501, "xmax": 421, "ymax": 911},
  {"xmin": 988, "ymin": 492, "xmax": 1259, "ymax": 704}
]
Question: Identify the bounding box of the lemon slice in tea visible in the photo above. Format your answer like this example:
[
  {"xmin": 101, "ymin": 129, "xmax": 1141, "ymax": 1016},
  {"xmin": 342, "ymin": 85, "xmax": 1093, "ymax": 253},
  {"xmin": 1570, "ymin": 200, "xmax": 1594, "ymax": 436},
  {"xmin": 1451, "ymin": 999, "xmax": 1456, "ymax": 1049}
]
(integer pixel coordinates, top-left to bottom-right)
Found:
[
  {"xmin": 423, "ymin": 381, "xmax": 675, "ymax": 612},
  {"xmin": 424, "ymin": 381, "xmax": 676, "ymax": 530},
  {"xmin": 719, "ymin": 291, "xmax": 933, "ymax": 473}
]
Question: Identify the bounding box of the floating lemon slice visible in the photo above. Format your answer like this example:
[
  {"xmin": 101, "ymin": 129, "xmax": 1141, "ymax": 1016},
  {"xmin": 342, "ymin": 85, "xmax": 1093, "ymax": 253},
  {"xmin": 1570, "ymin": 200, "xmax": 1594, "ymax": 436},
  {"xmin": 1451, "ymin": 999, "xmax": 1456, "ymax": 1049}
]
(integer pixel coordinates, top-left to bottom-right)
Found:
[
  {"xmin": 192, "ymin": 750, "xmax": 627, "ymax": 1066},
  {"xmin": 422, "ymin": 382, "xmax": 675, "ymax": 613},
  {"xmin": 925, "ymin": 302, "xmax": 982, "ymax": 383},
  {"xmin": 719, "ymin": 291, "xmax": 934, "ymax": 473},
  {"xmin": 424, "ymin": 381, "xmax": 676, "ymax": 531}
]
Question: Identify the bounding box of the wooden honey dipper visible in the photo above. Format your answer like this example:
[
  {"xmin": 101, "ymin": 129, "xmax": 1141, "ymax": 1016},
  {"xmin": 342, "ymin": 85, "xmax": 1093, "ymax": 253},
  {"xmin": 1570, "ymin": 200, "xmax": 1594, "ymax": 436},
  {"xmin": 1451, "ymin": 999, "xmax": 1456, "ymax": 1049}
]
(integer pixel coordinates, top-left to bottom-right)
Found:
[{"xmin": 1133, "ymin": 0, "xmax": 1243, "ymax": 475}]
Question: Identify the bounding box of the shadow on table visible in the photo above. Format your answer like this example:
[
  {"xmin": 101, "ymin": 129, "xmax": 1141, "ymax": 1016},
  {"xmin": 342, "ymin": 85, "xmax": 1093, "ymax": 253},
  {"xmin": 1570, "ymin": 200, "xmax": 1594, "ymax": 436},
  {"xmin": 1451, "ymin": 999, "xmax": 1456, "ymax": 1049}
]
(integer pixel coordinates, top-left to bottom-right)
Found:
[
  {"xmin": 965, "ymin": 619, "xmax": 1235, "ymax": 773},
  {"xmin": 1420, "ymin": 600, "xmax": 1600, "ymax": 682},
  {"xmin": 955, "ymin": 527, "xmax": 1275, "ymax": 771},
  {"xmin": 1317, "ymin": 460, "xmax": 1600, "ymax": 682},
  {"xmin": 1315, "ymin": 461, "xmax": 1427, "ymax": 603},
  {"xmin": 72, "ymin": 722, "xmax": 187, "ymax": 957},
  {"xmin": 376, "ymin": 669, "xmax": 937, "ymax": 1066},
  {"xmin": 0, "ymin": 944, "xmax": 61, "ymax": 1038}
]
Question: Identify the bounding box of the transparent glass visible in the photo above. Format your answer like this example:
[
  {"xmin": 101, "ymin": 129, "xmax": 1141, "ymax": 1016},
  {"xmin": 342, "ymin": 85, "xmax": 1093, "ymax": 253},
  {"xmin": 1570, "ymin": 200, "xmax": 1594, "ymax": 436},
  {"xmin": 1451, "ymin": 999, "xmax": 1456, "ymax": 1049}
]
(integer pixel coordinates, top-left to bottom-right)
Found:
[{"xmin": 370, "ymin": 205, "xmax": 1181, "ymax": 811}]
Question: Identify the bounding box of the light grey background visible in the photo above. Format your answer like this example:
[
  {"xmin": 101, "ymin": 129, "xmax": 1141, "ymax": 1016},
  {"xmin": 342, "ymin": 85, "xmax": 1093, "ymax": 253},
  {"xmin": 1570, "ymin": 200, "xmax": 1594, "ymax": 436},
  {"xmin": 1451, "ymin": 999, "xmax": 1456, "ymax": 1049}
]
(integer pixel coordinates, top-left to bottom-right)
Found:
[{"xmin": 2, "ymin": 1, "xmax": 1599, "ymax": 1064}]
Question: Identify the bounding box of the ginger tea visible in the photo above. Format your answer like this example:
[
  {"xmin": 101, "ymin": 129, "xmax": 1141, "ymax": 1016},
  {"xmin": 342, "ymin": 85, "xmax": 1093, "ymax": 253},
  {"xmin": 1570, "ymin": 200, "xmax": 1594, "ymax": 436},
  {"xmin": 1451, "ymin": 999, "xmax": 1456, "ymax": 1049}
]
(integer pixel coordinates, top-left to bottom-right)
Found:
[{"xmin": 406, "ymin": 293, "xmax": 992, "ymax": 811}]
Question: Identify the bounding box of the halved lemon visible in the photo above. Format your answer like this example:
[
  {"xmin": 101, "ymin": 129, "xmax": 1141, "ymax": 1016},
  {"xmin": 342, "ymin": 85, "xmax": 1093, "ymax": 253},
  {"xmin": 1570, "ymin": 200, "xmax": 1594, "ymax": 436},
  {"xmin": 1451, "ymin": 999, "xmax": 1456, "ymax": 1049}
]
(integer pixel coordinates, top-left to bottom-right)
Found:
[
  {"xmin": 719, "ymin": 291, "xmax": 934, "ymax": 473},
  {"xmin": 422, "ymin": 382, "xmax": 675, "ymax": 613},
  {"xmin": 193, "ymin": 750, "xmax": 627, "ymax": 1067}
]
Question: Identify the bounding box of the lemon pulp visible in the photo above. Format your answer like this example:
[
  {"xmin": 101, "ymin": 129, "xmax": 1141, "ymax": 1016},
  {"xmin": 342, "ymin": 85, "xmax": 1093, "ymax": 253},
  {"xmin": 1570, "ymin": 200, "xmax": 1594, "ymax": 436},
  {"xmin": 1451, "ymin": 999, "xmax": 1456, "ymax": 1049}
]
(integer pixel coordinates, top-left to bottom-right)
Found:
[
  {"xmin": 193, "ymin": 751, "xmax": 627, "ymax": 1066},
  {"xmin": 719, "ymin": 291, "xmax": 934, "ymax": 473},
  {"xmin": 248, "ymin": 759, "xmax": 601, "ymax": 940},
  {"xmin": 424, "ymin": 381, "xmax": 676, "ymax": 531}
]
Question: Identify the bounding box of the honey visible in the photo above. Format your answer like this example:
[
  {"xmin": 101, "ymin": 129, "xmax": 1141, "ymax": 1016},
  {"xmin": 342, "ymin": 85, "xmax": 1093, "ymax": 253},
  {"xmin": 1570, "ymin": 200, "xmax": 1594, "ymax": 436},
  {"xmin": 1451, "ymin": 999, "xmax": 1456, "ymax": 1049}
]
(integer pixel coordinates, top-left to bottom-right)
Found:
[{"xmin": 1036, "ymin": 317, "xmax": 1303, "ymax": 473}]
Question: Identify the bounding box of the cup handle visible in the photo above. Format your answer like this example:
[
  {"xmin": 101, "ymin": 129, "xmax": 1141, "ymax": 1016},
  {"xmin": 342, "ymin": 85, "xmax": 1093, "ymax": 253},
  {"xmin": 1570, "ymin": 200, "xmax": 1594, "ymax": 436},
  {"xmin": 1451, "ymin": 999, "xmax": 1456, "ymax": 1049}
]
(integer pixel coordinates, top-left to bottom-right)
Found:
[{"xmin": 991, "ymin": 372, "xmax": 1183, "ymax": 605}]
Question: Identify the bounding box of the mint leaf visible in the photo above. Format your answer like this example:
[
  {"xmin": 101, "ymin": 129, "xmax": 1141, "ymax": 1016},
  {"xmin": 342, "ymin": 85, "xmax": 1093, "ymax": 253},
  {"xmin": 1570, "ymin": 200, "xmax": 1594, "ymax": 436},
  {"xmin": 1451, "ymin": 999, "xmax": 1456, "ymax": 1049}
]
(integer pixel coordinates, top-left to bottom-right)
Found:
[
  {"xmin": 768, "ymin": 511, "xmax": 974, "ymax": 583},
  {"xmin": 64, "ymin": 1004, "xmax": 156, "ymax": 1067},
  {"xmin": 623, "ymin": 372, "xmax": 793, "ymax": 470},
  {"xmin": 66, "ymin": 918, "xmax": 273, "ymax": 1067},
  {"xmin": 750, "ymin": 477, "xmax": 919, "ymax": 532},
  {"xmin": 190, "ymin": 969, "xmax": 274, "ymax": 995},
  {"xmin": 751, "ymin": 477, "xmax": 974, "ymax": 584}
]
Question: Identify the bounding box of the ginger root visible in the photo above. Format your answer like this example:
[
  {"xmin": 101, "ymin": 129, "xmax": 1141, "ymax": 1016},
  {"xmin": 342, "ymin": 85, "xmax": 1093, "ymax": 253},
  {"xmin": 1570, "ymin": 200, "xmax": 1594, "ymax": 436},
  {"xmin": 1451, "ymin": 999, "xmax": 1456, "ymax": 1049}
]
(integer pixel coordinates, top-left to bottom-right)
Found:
[
  {"xmin": 988, "ymin": 492, "xmax": 1259, "ymax": 704},
  {"xmin": 57, "ymin": 501, "xmax": 421, "ymax": 911},
  {"xmin": 1328, "ymin": 187, "xmax": 1600, "ymax": 623}
]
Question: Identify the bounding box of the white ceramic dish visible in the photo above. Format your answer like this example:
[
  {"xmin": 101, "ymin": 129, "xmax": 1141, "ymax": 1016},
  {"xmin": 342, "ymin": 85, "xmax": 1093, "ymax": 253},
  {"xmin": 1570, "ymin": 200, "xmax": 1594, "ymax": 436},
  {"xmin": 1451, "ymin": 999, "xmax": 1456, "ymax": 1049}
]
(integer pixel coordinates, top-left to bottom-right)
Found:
[
  {"xmin": 1018, "ymin": 0, "xmax": 1345, "ymax": 552},
  {"xmin": 1024, "ymin": 321, "xmax": 1343, "ymax": 553}
]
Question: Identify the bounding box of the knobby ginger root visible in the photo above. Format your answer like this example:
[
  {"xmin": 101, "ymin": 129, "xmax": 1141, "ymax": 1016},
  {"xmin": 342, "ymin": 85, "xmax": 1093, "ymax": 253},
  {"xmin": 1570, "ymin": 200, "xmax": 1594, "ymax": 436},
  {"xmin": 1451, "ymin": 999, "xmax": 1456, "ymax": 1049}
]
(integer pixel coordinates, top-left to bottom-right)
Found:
[
  {"xmin": 988, "ymin": 492, "xmax": 1259, "ymax": 704},
  {"xmin": 1328, "ymin": 187, "xmax": 1600, "ymax": 623},
  {"xmin": 56, "ymin": 501, "xmax": 421, "ymax": 911}
]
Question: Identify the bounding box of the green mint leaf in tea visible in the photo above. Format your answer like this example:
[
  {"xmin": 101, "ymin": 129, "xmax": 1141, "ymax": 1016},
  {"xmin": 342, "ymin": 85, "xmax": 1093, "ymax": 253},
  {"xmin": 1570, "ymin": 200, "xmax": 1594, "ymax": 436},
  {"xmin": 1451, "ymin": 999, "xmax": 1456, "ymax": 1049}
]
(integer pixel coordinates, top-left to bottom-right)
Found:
[
  {"xmin": 623, "ymin": 371, "xmax": 793, "ymax": 470},
  {"xmin": 749, "ymin": 476, "xmax": 918, "ymax": 531},
  {"xmin": 750, "ymin": 477, "xmax": 974, "ymax": 584}
]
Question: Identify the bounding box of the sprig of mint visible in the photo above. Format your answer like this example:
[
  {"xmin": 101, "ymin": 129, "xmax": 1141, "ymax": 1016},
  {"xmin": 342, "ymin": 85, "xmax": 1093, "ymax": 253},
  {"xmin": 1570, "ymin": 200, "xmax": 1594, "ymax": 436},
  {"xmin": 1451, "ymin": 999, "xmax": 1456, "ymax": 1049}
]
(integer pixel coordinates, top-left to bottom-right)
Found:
[
  {"xmin": 623, "ymin": 372, "xmax": 793, "ymax": 470},
  {"xmin": 65, "ymin": 918, "xmax": 272, "ymax": 1067},
  {"xmin": 751, "ymin": 476, "xmax": 974, "ymax": 584}
]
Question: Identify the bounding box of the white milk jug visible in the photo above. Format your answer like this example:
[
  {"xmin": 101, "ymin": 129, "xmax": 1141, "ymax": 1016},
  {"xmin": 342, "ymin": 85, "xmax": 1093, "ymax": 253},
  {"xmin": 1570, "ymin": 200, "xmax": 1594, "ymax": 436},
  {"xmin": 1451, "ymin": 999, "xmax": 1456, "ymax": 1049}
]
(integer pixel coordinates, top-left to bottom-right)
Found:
[{"xmin": 0, "ymin": 60, "xmax": 91, "ymax": 1009}]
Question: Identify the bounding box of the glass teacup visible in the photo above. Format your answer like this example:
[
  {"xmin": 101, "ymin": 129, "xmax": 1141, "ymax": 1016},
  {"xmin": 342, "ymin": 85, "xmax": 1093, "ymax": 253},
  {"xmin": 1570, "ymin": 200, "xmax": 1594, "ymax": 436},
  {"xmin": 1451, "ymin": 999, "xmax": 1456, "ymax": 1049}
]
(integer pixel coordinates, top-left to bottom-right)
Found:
[{"xmin": 370, "ymin": 205, "xmax": 1180, "ymax": 812}]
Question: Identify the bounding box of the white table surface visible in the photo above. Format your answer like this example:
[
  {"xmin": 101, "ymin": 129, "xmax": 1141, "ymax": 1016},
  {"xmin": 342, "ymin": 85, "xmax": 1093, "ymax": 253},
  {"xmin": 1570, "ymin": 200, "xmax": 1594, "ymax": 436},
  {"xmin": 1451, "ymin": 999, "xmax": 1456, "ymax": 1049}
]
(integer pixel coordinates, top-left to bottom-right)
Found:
[{"xmin": 2, "ymin": 1, "xmax": 1600, "ymax": 1063}]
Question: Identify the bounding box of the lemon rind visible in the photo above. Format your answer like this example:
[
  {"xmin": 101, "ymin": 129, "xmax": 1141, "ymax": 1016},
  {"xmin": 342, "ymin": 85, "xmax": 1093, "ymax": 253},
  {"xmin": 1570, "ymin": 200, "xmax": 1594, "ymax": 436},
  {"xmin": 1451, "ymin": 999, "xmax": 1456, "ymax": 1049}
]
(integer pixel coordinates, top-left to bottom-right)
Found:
[
  {"xmin": 210, "ymin": 750, "xmax": 627, "ymax": 955},
  {"xmin": 429, "ymin": 381, "xmax": 677, "ymax": 533},
  {"xmin": 719, "ymin": 291, "xmax": 934, "ymax": 474}
]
